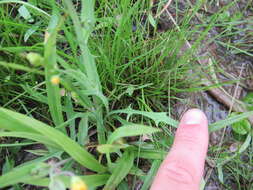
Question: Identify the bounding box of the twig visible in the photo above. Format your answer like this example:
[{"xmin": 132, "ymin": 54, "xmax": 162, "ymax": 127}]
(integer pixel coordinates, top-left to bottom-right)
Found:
[
  {"xmin": 155, "ymin": 0, "xmax": 173, "ymax": 18},
  {"xmin": 228, "ymin": 64, "xmax": 245, "ymax": 114}
]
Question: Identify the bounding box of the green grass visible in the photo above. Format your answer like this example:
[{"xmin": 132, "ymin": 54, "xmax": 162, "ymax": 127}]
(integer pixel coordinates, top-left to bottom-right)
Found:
[{"xmin": 0, "ymin": 0, "xmax": 252, "ymax": 189}]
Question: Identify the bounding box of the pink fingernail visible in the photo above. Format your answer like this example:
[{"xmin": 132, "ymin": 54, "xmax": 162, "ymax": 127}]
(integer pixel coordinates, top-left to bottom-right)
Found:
[{"xmin": 182, "ymin": 109, "xmax": 207, "ymax": 125}]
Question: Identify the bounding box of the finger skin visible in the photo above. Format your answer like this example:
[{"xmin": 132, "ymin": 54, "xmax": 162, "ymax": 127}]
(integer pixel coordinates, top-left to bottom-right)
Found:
[{"xmin": 151, "ymin": 109, "xmax": 209, "ymax": 190}]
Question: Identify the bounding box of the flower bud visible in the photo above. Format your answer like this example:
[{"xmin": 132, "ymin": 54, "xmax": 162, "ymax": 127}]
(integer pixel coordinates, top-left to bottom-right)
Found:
[
  {"xmin": 71, "ymin": 176, "xmax": 88, "ymax": 190},
  {"xmin": 51, "ymin": 75, "xmax": 60, "ymax": 85}
]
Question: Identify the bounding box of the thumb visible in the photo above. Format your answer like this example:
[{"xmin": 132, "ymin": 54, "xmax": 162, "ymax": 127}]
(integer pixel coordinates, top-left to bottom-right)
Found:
[{"xmin": 151, "ymin": 109, "xmax": 209, "ymax": 190}]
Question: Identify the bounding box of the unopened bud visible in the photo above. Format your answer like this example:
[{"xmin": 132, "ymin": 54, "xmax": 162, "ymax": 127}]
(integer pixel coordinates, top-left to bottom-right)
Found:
[
  {"xmin": 51, "ymin": 75, "xmax": 60, "ymax": 85},
  {"xmin": 71, "ymin": 176, "xmax": 88, "ymax": 190}
]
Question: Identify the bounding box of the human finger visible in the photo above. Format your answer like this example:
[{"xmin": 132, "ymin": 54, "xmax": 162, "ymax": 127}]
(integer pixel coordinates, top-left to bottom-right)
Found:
[{"xmin": 150, "ymin": 109, "xmax": 209, "ymax": 190}]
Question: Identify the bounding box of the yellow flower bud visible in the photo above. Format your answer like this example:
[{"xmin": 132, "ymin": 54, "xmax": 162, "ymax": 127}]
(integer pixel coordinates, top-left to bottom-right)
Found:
[
  {"xmin": 71, "ymin": 176, "xmax": 88, "ymax": 190},
  {"xmin": 51, "ymin": 75, "xmax": 60, "ymax": 85}
]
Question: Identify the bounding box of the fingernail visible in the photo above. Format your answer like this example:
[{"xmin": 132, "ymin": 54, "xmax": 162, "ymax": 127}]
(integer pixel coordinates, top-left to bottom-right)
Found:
[{"xmin": 182, "ymin": 109, "xmax": 207, "ymax": 125}]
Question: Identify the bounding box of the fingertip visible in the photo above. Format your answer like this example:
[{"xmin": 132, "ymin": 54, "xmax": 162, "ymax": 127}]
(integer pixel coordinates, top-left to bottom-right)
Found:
[
  {"xmin": 175, "ymin": 108, "xmax": 209, "ymax": 154},
  {"xmin": 180, "ymin": 108, "xmax": 208, "ymax": 126},
  {"xmin": 151, "ymin": 109, "xmax": 209, "ymax": 190}
]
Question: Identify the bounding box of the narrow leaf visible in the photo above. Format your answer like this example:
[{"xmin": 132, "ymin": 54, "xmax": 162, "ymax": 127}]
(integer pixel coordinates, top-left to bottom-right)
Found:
[
  {"xmin": 148, "ymin": 13, "xmax": 156, "ymax": 28},
  {"xmin": 0, "ymin": 142, "xmax": 37, "ymax": 147},
  {"xmin": 0, "ymin": 61, "xmax": 44, "ymax": 75},
  {"xmin": 18, "ymin": 5, "xmax": 33, "ymax": 22},
  {"xmin": 97, "ymin": 144, "xmax": 130, "ymax": 154},
  {"xmin": 78, "ymin": 115, "xmax": 89, "ymax": 145},
  {"xmin": 44, "ymin": 14, "xmax": 64, "ymax": 128},
  {"xmin": 238, "ymin": 133, "xmax": 252, "ymax": 154},
  {"xmin": 133, "ymin": 149, "xmax": 166, "ymax": 160},
  {"xmin": 0, "ymin": 0, "xmax": 50, "ymax": 18},
  {"xmin": 217, "ymin": 165, "xmax": 224, "ymax": 183},
  {"xmin": 23, "ymin": 174, "xmax": 110, "ymax": 188},
  {"xmin": 0, "ymin": 162, "xmax": 49, "ymax": 188},
  {"xmin": 0, "ymin": 132, "xmax": 60, "ymax": 149},
  {"xmin": 109, "ymin": 107, "xmax": 178, "ymax": 127},
  {"xmin": 103, "ymin": 150, "xmax": 135, "ymax": 190},
  {"xmin": 107, "ymin": 124, "xmax": 160, "ymax": 144},
  {"xmin": 140, "ymin": 160, "xmax": 161, "ymax": 190},
  {"xmin": 24, "ymin": 24, "xmax": 39, "ymax": 42},
  {"xmin": 209, "ymin": 111, "xmax": 253, "ymax": 132},
  {"xmin": 0, "ymin": 108, "xmax": 106, "ymax": 172}
]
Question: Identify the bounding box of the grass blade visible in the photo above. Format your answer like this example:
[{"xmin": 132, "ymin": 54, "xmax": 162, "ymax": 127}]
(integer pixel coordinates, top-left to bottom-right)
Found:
[
  {"xmin": 0, "ymin": 61, "xmax": 44, "ymax": 75},
  {"xmin": 97, "ymin": 144, "xmax": 130, "ymax": 154},
  {"xmin": 0, "ymin": 132, "xmax": 60, "ymax": 149},
  {"xmin": 133, "ymin": 149, "xmax": 167, "ymax": 160},
  {"xmin": 77, "ymin": 115, "xmax": 89, "ymax": 145},
  {"xmin": 65, "ymin": 96, "xmax": 76, "ymax": 140},
  {"xmin": 0, "ymin": 108, "xmax": 106, "ymax": 172},
  {"xmin": 109, "ymin": 107, "xmax": 178, "ymax": 127},
  {"xmin": 63, "ymin": 0, "xmax": 101, "ymax": 87},
  {"xmin": 140, "ymin": 160, "xmax": 161, "ymax": 190},
  {"xmin": 63, "ymin": 69, "xmax": 108, "ymax": 110},
  {"xmin": 0, "ymin": 0, "xmax": 50, "ymax": 18},
  {"xmin": 0, "ymin": 162, "xmax": 108, "ymax": 189},
  {"xmin": 103, "ymin": 150, "xmax": 135, "ymax": 190},
  {"xmin": 107, "ymin": 124, "xmax": 160, "ymax": 144},
  {"xmin": 23, "ymin": 174, "xmax": 110, "ymax": 188},
  {"xmin": 0, "ymin": 162, "xmax": 49, "ymax": 188},
  {"xmin": 62, "ymin": 0, "xmax": 107, "ymax": 144},
  {"xmin": 44, "ymin": 14, "xmax": 64, "ymax": 128},
  {"xmin": 0, "ymin": 141, "xmax": 37, "ymax": 147},
  {"xmin": 209, "ymin": 111, "xmax": 253, "ymax": 132}
]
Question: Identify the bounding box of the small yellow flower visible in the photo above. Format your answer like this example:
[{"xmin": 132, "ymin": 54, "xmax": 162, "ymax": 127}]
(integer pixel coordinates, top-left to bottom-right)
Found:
[
  {"xmin": 51, "ymin": 75, "xmax": 60, "ymax": 85},
  {"xmin": 71, "ymin": 176, "xmax": 88, "ymax": 190}
]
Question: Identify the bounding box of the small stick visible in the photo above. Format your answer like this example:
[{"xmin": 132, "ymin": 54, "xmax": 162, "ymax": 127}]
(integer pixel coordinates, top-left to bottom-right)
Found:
[{"xmin": 155, "ymin": 0, "xmax": 173, "ymax": 18}]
